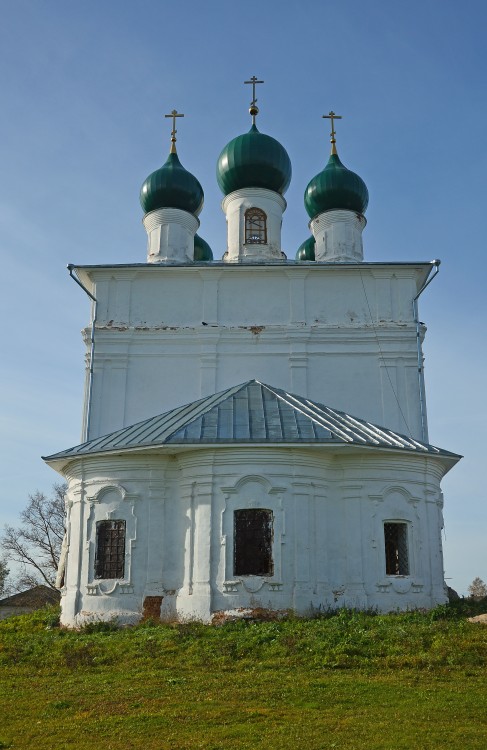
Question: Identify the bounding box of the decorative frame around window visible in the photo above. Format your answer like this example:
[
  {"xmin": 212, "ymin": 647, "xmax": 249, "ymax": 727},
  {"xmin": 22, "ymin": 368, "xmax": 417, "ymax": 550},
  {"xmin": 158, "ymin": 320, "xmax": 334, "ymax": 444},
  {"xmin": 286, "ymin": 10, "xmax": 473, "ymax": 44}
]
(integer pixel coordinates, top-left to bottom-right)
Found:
[
  {"xmin": 95, "ymin": 520, "xmax": 126, "ymax": 579},
  {"xmin": 384, "ymin": 522, "xmax": 409, "ymax": 576},
  {"xmin": 245, "ymin": 208, "xmax": 267, "ymax": 244},
  {"xmin": 221, "ymin": 476, "xmax": 285, "ymax": 590}
]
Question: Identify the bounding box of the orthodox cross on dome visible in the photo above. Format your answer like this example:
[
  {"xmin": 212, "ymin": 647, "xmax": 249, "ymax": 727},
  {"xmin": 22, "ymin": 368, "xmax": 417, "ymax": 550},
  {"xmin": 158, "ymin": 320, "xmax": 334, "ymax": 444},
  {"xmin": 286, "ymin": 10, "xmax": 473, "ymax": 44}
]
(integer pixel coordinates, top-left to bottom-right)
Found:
[
  {"xmin": 165, "ymin": 109, "xmax": 184, "ymax": 154},
  {"xmin": 323, "ymin": 111, "xmax": 342, "ymax": 155},
  {"xmin": 244, "ymin": 76, "xmax": 264, "ymax": 125}
]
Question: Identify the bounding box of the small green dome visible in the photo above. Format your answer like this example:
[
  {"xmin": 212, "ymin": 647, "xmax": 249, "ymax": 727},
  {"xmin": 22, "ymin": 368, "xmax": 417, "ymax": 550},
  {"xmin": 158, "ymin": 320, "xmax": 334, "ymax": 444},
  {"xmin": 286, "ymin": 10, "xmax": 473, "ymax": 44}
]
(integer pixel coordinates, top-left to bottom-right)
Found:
[
  {"xmin": 194, "ymin": 234, "xmax": 213, "ymax": 261},
  {"xmin": 140, "ymin": 151, "xmax": 204, "ymax": 216},
  {"xmin": 304, "ymin": 152, "xmax": 368, "ymax": 219},
  {"xmin": 217, "ymin": 124, "xmax": 292, "ymax": 196},
  {"xmin": 296, "ymin": 236, "xmax": 316, "ymax": 261}
]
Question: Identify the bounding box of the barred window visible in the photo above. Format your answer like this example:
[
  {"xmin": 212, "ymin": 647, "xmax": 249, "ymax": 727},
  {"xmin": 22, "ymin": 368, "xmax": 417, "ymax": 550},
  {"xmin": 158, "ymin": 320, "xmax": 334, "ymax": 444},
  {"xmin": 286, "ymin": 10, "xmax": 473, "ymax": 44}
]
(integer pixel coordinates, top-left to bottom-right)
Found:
[
  {"xmin": 245, "ymin": 208, "xmax": 267, "ymax": 244},
  {"xmin": 234, "ymin": 509, "xmax": 273, "ymax": 576},
  {"xmin": 384, "ymin": 522, "xmax": 409, "ymax": 576},
  {"xmin": 95, "ymin": 520, "xmax": 126, "ymax": 579}
]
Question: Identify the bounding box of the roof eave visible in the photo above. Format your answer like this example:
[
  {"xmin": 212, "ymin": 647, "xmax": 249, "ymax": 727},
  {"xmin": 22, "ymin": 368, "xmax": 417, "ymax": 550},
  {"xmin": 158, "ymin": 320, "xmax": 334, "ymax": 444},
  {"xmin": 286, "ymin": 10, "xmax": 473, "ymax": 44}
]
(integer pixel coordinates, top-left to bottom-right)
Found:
[{"xmin": 44, "ymin": 440, "xmax": 461, "ymax": 476}]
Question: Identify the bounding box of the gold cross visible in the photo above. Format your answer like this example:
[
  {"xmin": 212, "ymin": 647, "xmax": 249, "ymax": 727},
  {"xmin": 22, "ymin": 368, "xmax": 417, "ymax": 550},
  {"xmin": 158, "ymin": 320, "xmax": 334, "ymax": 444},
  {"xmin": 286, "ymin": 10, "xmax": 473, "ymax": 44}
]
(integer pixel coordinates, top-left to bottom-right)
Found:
[
  {"xmin": 244, "ymin": 76, "xmax": 264, "ymax": 124},
  {"xmin": 323, "ymin": 111, "xmax": 342, "ymax": 154},
  {"xmin": 165, "ymin": 109, "xmax": 184, "ymax": 153}
]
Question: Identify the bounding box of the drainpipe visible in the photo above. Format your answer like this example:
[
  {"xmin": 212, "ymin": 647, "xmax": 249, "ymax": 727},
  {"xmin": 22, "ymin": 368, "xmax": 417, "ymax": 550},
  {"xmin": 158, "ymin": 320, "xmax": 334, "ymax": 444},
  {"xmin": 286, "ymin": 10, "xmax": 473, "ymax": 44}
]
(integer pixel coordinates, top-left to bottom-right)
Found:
[
  {"xmin": 67, "ymin": 264, "xmax": 97, "ymax": 441},
  {"xmin": 413, "ymin": 259, "xmax": 441, "ymax": 443}
]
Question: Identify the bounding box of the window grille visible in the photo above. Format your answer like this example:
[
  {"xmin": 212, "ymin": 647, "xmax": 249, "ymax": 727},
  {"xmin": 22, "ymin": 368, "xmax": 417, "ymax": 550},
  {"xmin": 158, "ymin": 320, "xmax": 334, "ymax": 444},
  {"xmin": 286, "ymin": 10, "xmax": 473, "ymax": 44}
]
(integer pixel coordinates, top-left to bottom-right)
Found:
[
  {"xmin": 384, "ymin": 522, "xmax": 409, "ymax": 575},
  {"xmin": 234, "ymin": 508, "xmax": 273, "ymax": 576},
  {"xmin": 245, "ymin": 208, "xmax": 267, "ymax": 244},
  {"xmin": 95, "ymin": 520, "xmax": 126, "ymax": 579}
]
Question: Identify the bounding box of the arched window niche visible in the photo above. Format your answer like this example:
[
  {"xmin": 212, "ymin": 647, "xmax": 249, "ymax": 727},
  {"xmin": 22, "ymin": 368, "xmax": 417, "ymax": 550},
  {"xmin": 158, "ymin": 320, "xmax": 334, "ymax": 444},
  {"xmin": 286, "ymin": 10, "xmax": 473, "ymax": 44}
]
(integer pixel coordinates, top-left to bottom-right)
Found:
[
  {"xmin": 384, "ymin": 521, "xmax": 410, "ymax": 576},
  {"xmin": 85, "ymin": 484, "xmax": 139, "ymax": 593},
  {"xmin": 244, "ymin": 207, "xmax": 267, "ymax": 245},
  {"xmin": 95, "ymin": 520, "xmax": 126, "ymax": 579},
  {"xmin": 234, "ymin": 508, "xmax": 274, "ymax": 577},
  {"xmin": 221, "ymin": 476, "xmax": 285, "ymax": 588}
]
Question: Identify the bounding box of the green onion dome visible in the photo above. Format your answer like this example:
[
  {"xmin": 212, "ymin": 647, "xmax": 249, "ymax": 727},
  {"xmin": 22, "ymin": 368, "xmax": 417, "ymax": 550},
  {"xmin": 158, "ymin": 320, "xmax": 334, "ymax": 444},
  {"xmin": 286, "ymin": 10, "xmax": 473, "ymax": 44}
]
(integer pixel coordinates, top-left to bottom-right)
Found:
[
  {"xmin": 217, "ymin": 124, "xmax": 292, "ymax": 196},
  {"xmin": 296, "ymin": 236, "xmax": 316, "ymax": 261},
  {"xmin": 194, "ymin": 234, "xmax": 213, "ymax": 261},
  {"xmin": 304, "ymin": 152, "xmax": 368, "ymax": 220},
  {"xmin": 140, "ymin": 151, "xmax": 204, "ymax": 216}
]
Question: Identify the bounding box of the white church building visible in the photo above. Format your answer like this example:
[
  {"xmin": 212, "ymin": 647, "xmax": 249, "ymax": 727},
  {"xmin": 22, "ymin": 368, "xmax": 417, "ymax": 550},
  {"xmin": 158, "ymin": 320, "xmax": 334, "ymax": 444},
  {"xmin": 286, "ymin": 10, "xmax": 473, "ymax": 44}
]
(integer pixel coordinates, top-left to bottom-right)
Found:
[{"xmin": 44, "ymin": 86, "xmax": 460, "ymax": 627}]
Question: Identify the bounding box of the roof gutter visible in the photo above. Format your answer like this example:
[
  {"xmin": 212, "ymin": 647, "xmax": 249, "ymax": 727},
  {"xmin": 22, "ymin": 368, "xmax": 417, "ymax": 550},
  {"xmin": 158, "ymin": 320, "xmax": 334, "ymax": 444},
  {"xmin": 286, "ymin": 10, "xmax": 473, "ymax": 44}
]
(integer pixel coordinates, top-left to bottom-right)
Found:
[
  {"xmin": 413, "ymin": 259, "xmax": 441, "ymax": 443},
  {"xmin": 67, "ymin": 264, "xmax": 97, "ymax": 441}
]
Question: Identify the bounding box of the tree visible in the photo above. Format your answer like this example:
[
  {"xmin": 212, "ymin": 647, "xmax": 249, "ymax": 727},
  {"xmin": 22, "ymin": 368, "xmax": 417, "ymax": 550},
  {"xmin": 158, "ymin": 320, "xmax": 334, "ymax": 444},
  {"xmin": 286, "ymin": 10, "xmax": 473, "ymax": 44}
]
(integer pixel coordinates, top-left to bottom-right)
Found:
[
  {"xmin": 0, "ymin": 558, "xmax": 9, "ymax": 597},
  {"xmin": 468, "ymin": 577, "xmax": 487, "ymax": 600},
  {"xmin": 1, "ymin": 484, "xmax": 66, "ymax": 591}
]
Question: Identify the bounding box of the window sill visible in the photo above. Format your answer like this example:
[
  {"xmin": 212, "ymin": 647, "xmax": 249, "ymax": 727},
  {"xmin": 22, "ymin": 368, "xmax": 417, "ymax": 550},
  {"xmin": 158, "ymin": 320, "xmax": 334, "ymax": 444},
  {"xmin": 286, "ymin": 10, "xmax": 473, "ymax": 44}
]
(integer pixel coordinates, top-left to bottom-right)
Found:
[
  {"xmin": 223, "ymin": 579, "xmax": 282, "ymax": 594},
  {"xmin": 86, "ymin": 581, "xmax": 133, "ymax": 596}
]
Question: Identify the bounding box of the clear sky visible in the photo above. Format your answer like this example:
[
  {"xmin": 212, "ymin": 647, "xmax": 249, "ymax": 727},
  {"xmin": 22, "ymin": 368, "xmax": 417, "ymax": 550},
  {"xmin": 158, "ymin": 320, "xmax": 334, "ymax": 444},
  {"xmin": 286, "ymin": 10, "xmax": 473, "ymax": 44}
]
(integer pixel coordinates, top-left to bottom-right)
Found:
[{"xmin": 0, "ymin": 0, "xmax": 485, "ymax": 595}]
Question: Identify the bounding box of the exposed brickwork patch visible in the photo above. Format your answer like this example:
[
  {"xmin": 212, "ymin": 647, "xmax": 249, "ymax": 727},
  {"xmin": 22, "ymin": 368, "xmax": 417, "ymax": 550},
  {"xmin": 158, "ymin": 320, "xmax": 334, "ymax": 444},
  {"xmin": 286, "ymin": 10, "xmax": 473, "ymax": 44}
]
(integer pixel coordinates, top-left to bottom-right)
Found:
[{"xmin": 142, "ymin": 596, "xmax": 163, "ymax": 621}]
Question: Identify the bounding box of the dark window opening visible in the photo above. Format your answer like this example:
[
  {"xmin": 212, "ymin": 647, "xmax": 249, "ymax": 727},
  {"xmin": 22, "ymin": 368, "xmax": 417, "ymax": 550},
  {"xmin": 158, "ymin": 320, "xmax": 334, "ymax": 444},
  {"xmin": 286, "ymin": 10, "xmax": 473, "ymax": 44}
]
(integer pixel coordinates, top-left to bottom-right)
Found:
[
  {"xmin": 245, "ymin": 208, "xmax": 267, "ymax": 244},
  {"xmin": 95, "ymin": 520, "xmax": 126, "ymax": 579},
  {"xmin": 384, "ymin": 522, "xmax": 409, "ymax": 575},
  {"xmin": 234, "ymin": 508, "xmax": 273, "ymax": 576}
]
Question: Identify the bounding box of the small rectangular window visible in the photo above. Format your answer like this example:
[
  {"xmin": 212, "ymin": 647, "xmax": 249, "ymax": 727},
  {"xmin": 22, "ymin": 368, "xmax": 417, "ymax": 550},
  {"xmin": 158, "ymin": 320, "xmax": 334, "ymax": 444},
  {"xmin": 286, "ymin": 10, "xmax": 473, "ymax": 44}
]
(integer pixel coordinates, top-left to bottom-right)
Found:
[
  {"xmin": 384, "ymin": 522, "xmax": 409, "ymax": 576},
  {"xmin": 95, "ymin": 520, "xmax": 126, "ymax": 579},
  {"xmin": 234, "ymin": 509, "xmax": 273, "ymax": 576}
]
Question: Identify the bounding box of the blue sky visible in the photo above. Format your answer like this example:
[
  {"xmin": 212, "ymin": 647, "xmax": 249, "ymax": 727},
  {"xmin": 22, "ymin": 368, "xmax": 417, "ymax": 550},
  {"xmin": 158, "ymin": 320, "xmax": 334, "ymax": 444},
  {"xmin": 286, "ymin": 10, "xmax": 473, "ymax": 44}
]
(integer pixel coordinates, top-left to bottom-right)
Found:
[{"xmin": 1, "ymin": 0, "xmax": 486, "ymax": 594}]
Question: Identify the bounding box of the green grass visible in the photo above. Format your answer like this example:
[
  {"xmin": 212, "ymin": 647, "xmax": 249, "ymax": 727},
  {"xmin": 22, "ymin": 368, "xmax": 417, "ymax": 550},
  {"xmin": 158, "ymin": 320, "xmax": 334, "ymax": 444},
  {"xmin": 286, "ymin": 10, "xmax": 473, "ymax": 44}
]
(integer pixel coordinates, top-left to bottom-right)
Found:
[{"xmin": 1, "ymin": 604, "xmax": 486, "ymax": 749}]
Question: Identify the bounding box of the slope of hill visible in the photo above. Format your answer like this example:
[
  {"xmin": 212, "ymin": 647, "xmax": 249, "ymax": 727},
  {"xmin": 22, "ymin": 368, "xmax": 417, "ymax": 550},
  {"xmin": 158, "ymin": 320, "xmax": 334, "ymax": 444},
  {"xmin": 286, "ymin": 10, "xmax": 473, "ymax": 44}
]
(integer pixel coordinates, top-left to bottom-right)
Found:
[{"xmin": 0, "ymin": 604, "xmax": 486, "ymax": 749}]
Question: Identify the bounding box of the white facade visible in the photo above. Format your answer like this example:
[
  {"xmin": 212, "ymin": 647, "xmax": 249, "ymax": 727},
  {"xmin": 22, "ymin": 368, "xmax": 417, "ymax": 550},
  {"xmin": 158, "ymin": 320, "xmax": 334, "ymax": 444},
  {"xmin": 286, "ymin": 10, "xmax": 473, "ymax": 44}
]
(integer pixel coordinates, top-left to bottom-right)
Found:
[
  {"xmin": 46, "ymin": 124, "xmax": 460, "ymax": 627},
  {"xmin": 58, "ymin": 445, "xmax": 452, "ymax": 627},
  {"xmin": 76, "ymin": 261, "xmax": 432, "ymax": 443},
  {"xmin": 48, "ymin": 255, "xmax": 459, "ymax": 627}
]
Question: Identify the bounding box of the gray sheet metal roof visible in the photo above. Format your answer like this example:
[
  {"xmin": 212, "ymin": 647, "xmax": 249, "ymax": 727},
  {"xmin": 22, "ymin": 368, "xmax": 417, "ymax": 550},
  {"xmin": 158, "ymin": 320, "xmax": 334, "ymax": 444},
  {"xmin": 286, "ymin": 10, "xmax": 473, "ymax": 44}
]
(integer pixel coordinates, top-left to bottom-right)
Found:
[{"xmin": 43, "ymin": 380, "xmax": 460, "ymax": 464}]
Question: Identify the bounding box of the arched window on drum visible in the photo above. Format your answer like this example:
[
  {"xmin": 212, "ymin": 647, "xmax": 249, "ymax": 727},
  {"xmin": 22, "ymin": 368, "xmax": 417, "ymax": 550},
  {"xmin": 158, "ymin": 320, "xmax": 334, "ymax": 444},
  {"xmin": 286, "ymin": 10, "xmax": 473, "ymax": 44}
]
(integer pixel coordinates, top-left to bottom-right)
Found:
[{"xmin": 245, "ymin": 208, "xmax": 267, "ymax": 244}]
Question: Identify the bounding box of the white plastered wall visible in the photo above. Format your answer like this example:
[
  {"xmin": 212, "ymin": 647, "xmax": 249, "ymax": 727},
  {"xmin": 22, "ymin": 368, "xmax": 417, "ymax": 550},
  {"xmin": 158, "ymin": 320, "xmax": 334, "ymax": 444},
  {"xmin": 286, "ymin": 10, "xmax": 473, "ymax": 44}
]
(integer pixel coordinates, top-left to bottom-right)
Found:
[
  {"xmin": 79, "ymin": 263, "xmax": 430, "ymax": 442},
  {"xmin": 58, "ymin": 447, "xmax": 449, "ymax": 627},
  {"xmin": 310, "ymin": 209, "xmax": 366, "ymax": 262},
  {"xmin": 143, "ymin": 207, "xmax": 199, "ymax": 263}
]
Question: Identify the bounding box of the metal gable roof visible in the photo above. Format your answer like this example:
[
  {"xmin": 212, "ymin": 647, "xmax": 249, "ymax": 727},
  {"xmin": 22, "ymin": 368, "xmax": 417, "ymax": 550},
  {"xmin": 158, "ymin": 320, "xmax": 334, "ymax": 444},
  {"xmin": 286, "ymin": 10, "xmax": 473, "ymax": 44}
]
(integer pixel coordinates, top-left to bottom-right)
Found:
[{"xmin": 43, "ymin": 380, "xmax": 460, "ymax": 465}]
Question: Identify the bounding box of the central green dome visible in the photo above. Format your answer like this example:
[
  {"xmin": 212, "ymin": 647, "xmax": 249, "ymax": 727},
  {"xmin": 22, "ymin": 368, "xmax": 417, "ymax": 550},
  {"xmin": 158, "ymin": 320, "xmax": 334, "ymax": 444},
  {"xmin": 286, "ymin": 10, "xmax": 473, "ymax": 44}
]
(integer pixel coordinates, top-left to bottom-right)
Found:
[
  {"xmin": 140, "ymin": 151, "xmax": 204, "ymax": 216},
  {"xmin": 217, "ymin": 124, "xmax": 292, "ymax": 196},
  {"xmin": 304, "ymin": 152, "xmax": 368, "ymax": 219}
]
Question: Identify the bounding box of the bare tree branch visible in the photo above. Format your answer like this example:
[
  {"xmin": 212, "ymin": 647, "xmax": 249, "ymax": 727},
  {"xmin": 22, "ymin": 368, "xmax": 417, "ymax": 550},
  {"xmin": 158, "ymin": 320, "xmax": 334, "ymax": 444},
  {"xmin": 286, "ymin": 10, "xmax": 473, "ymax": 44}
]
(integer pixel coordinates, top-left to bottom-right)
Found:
[
  {"xmin": 0, "ymin": 558, "xmax": 9, "ymax": 597},
  {"xmin": 1, "ymin": 484, "xmax": 66, "ymax": 591}
]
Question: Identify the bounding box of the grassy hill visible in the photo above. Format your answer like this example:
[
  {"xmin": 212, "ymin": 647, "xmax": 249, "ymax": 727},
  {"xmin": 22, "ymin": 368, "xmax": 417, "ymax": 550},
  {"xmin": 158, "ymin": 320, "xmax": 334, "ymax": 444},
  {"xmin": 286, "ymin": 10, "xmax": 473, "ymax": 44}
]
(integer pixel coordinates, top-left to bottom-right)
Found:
[{"xmin": 1, "ymin": 603, "xmax": 486, "ymax": 749}]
